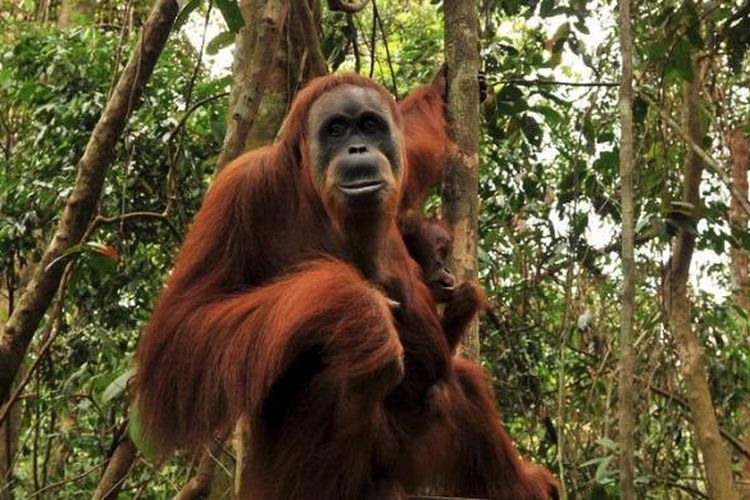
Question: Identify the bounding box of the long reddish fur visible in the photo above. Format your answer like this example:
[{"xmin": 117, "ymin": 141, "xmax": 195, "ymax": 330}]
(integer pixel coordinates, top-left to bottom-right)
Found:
[{"xmin": 134, "ymin": 72, "xmax": 556, "ymax": 499}]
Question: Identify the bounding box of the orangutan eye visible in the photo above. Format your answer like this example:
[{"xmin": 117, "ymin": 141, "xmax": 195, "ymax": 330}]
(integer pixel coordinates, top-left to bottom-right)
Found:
[
  {"xmin": 360, "ymin": 115, "xmax": 383, "ymax": 135},
  {"xmin": 327, "ymin": 119, "xmax": 349, "ymax": 138}
]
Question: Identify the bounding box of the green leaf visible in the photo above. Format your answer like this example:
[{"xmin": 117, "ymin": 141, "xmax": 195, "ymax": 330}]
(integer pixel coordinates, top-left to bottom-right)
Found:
[
  {"xmin": 530, "ymin": 105, "xmax": 563, "ymax": 127},
  {"xmin": 664, "ymin": 38, "xmax": 694, "ymax": 83},
  {"xmin": 215, "ymin": 0, "xmax": 245, "ymax": 33},
  {"xmin": 496, "ymin": 85, "xmax": 527, "ymax": 115},
  {"xmin": 596, "ymin": 437, "xmax": 619, "ymax": 451},
  {"xmin": 101, "ymin": 368, "xmax": 135, "ymax": 405},
  {"xmin": 175, "ymin": 0, "xmax": 204, "ymax": 30},
  {"xmin": 44, "ymin": 241, "xmax": 117, "ymax": 272},
  {"xmin": 594, "ymin": 151, "xmax": 619, "ymax": 171},
  {"xmin": 669, "ymin": 201, "xmax": 697, "ymax": 214},
  {"xmin": 90, "ymin": 252, "xmax": 117, "ymax": 275},
  {"xmin": 595, "ymin": 455, "xmax": 614, "ymax": 483},
  {"xmin": 580, "ymin": 456, "xmax": 605, "ymax": 468},
  {"xmin": 539, "ymin": 0, "xmax": 555, "ymax": 17},
  {"xmin": 62, "ymin": 362, "xmax": 89, "ymax": 394},
  {"xmin": 520, "ymin": 115, "xmax": 543, "ymax": 146},
  {"xmin": 206, "ymin": 31, "xmax": 236, "ymax": 55},
  {"xmin": 548, "ymin": 22, "xmax": 571, "ymax": 53}
]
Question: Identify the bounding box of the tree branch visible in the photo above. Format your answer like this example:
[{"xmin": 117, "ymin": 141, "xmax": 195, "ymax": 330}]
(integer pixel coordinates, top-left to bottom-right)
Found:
[
  {"xmin": 373, "ymin": 0, "xmax": 397, "ymax": 98},
  {"xmin": 490, "ymin": 78, "xmax": 619, "ymax": 88},
  {"xmin": 93, "ymin": 211, "xmax": 180, "ymax": 240},
  {"xmin": 92, "ymin": 436, "xmax": 137, "ymax": 499}
]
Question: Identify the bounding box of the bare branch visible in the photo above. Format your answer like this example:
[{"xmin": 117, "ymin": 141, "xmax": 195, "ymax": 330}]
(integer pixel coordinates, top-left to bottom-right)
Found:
[
  {"xmin": 28, "ymin": 462, "xmax": 106, "ymax": 498},
  {"xmin": 490, "ymin": 78, "xmax": 619, "ymax": 88},
  {"xmin": 372, "ymin": 0, "xmax": 397, "ymax": 98},
  {"xmin": 93, "ymin": 211, "xmax": 180, "ymax": 240}
]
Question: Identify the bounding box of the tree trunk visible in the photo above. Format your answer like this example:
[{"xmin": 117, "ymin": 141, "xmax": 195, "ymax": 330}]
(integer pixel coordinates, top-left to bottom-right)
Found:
[
  {"xmin": 92, "ymin": 437, "xmax": 136, "ymax": 500},
  {"xmin": 0, "ymin": 0, "xmax": 179, "ymax": 404},
  {"xmin": 0, "ymin": 367, "xmax": 20, "ymax": 500},
  {"xmin": 225, "ymin": 0, "xmax": 286, "ymax": 153},
  {"xmin": 728, "ymin": 127, "xmax": 750, "ymax": 499},
  {"xmin": 729, "ymin": 128, "xmax": 749, "ymax": 311},
  {"xmin": 442, "ymin": 0, "xmax": 481, "ymax": 361},
  {"xmin": 291, "ymin": 0, "xmax": 328, "ymax": 78},
  {"xmin": 663, "ymin": 52, "xmax": 740, "ymax": 500},
  {"xmin": 215, "ymin": 0, "xmax": 290, "ymax": 170},
  {"xmin": 616, "ymin": 0, "xmax": 636, "ymax": 497}
]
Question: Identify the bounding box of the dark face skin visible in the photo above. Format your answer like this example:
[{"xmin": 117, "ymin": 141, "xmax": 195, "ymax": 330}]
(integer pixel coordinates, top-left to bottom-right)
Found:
[
  {"xmin": 401, "ymin": 218, "xmax": 456, "ymax": 302},
  {"xmin": 308, "ymin": 85, "xmax": 403, "ymax": 215},
  {"xmin": 423, "ymin": 224, "xmax": 455, "ymax": 302}
]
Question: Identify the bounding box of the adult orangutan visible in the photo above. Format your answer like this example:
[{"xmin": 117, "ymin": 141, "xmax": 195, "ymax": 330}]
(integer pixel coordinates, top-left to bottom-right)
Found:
[{"xmin": 134, "ymin": 71, "xmax": 557, "ymax": 499}]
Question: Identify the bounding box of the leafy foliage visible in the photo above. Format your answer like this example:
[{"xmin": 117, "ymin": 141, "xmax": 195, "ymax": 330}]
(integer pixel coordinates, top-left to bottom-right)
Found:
[{"xmin": 0, "ymin": 20, "xmax": 227, "ymax": 496}]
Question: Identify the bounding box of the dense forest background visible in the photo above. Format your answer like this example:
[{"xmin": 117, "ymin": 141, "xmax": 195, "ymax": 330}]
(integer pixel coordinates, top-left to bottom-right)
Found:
[{"xmin": 1, "ymin": 0, "xmax": 749, "ymax": 498}]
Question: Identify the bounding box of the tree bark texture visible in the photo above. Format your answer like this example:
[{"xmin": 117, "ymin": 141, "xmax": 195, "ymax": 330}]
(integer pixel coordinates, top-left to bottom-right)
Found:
[
  {"xmin": 92, "ymin": 437, "xmax": 136, "ymax": 500},
  {"xmin": 729, "ymin": 128, "xmax": 749, "ymax": 311},
  {"xmin": 0, "ymin": 0, "xmax": 179, "ymax": 404},
  {"xmin": 291, "ymin": 0, "xmax": 329, "ymax": 78},
  {"xmin": 728, "ymin": 127, "xmax": 750, "ymax": 499},
  {"xmin": 442, "ymin": 0, "xmax": 481, "ymax": 361},
  {"xmin": 664, "ymin": 53, "xmax": 740, "ymax": 500},
  {"xmin": 215, "ymin": 0, "xmax": 290, "ymax": 170},
  {"xmin": 223, "ymin": 0, "xmax": 287, "ymax": 154},
  {"xmin": 0, "ymin": 386, "xmax": 19, "ymax": 500},
  {"xmin": 616, "ymin": 0, "xmax": 636, "ymax": 497}
]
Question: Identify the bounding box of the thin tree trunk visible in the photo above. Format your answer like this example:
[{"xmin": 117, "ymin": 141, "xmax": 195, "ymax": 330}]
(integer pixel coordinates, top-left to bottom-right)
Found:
[
  {"xmin": 728, "ymin": 127, "xmax": 750, "ymax": 499},
  {"xmin": 92, "ymin": 437, "xmax": 136, "ymax": 500},
  {"xmin": 729, "ymin": 128, "xmax": 749, "ymax": 311},
  {"xmin": 215, "ymin": 0, "xmax": 290, "ymax": 171},
  {"xmin": 225, "ymin": 0, "xmax": 288, "ymax": 153},
  {"xmin": 0, "ymin": 0, "xmax": 179, "ymax": 404},
  {"xmin": 616, "ymin": 0, "xmax": 636, "ymax": 497},
  {"xmin": 442, "ymin": 0, "xmax": 481, "ymax": 361},
  {"xmin": 664, "ymin": 52, "xmax": 740, "ymax": 500},
  {"xmin": 0, "ymin": 376, "xmax": 19, "ymax": 500}
]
